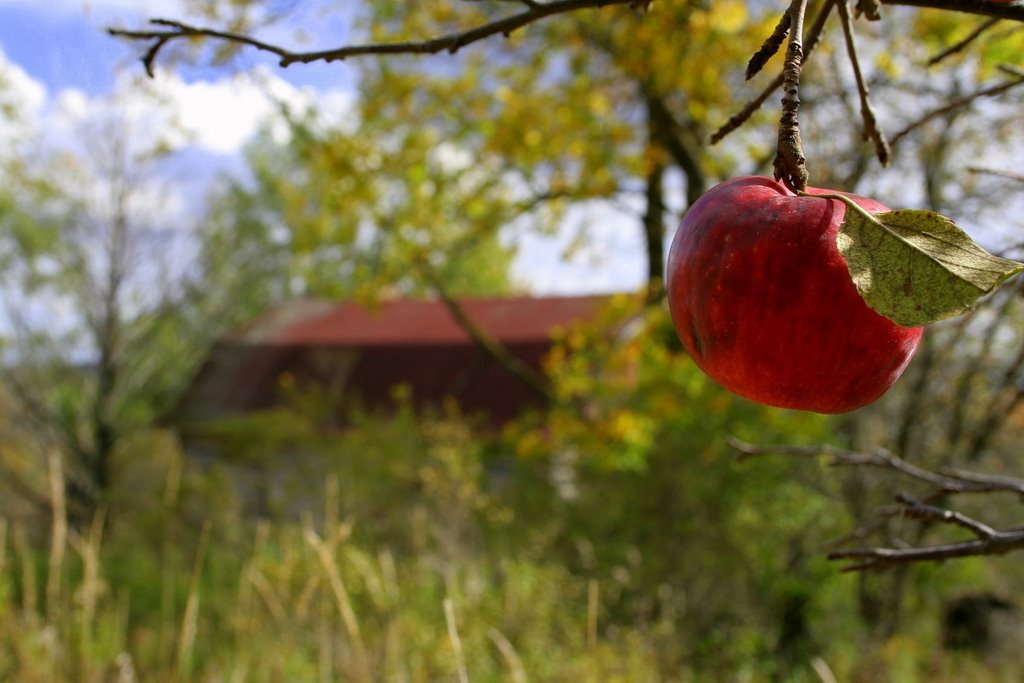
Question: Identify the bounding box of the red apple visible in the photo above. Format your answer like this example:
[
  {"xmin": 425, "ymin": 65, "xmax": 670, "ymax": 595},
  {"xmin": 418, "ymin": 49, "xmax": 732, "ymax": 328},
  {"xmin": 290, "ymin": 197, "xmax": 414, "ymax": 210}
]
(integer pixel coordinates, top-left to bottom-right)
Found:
[{"xmin": 666, "ymin": 175, "xmax": 924, "ymax": 413}]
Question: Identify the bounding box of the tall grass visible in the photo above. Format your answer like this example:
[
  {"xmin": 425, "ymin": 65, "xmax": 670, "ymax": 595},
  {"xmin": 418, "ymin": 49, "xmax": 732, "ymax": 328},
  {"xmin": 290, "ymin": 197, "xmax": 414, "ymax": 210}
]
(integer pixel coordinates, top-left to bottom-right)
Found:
[{"xmin": 0, "ymin": 444, "xmax": 1021, "ymax": 682}]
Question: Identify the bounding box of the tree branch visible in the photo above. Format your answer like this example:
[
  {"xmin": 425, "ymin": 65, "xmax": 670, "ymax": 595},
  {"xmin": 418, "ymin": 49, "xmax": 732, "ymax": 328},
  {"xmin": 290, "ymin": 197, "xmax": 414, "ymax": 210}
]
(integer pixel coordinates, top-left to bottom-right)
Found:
[
  {"xmin": 968, "ymin": 166, "xmax": 1024, "ymax": 184},
  {"xmin": 836, "ymin": 0, "xmax": 890, "ymax": 166},
  {"xmin": 881, "ymin": 0, "xmax": 1024, "ymax": 21},
  {"xmin": 746, "ymin": 9, "xmax": 792, "ymax": 81},
  {"xmin": 108, "ymin": 1, "xmax": 648, "ymax": 76},
  {"xmin": 414, "ymin": 262, "xmax": 557, "ymax": 404},
  {"xmin": 830, "ymin": 526, "xmax": 1024, "ymax": 571},
  {"xmin": 730, "ymin": 437, "xmax": 1024, "ymax": 495},
  {"xmin": 730, "ymin": 437, "xmax": 1024, "ymax": 570},
  {"xmin": 889, "ymin": 69, "xmax": 1024, "ymax": 148},
  {"xmin": 927, "ymin": 16, "xmax": 1001, "ymax": 66}
]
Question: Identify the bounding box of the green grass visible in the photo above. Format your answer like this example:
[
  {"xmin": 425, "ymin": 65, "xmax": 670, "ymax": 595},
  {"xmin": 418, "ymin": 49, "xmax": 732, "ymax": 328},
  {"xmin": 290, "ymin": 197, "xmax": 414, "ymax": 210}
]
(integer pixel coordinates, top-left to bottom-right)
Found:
[{"xmin": 1, "ymin": 432, "xmax": 1022, "ymax": 682}]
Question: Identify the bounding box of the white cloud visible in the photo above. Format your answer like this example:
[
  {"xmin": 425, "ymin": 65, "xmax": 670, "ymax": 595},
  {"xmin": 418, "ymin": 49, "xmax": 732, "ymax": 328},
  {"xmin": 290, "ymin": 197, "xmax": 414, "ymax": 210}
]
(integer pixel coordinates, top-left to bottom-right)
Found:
[
  {"xmin": 27, "ymin": 65, "xmax": 355, "ymax": 158},
  {"xmin": 154, "ymin": 69, "xmax": 302, "ymax": 154},
  {"xmin": 0, "ymin": 47, "xmax": 47, "ymax": 148},
  {"xmin": 0, "ymin": 42, "xmax": 357, "ymax": 274},
  {"xmin": 164, "ymin": 68, "xmax": 354, "ymax": 153},
  {"xmin": 0, "ymin": 15, "xmax": 638, "ymax": 297}
]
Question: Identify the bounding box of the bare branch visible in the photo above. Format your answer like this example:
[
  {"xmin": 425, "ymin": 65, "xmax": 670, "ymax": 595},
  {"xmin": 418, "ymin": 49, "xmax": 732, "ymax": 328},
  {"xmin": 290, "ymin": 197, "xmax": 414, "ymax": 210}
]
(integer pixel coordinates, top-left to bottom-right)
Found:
[
  {"xmin": 968, "ymin": 166, "xmax": 1024, "ymax": 184},
  {"xmin": 731, "ymin": 437, "xmax": 1024, "ymax": 570},
  {"xmin": 105, "ymin": 0, "xmax": 1024, "ymax": 81},
  {"xmin": 831, "ymin": 493, "xmax": 1024, "ymax": 570},
  {"xmin": 836, "ymin": 0, "xmax": 891, "ymax": 166},
  {"xmin": 890, "ymin": 71, "xmax": 1024, "ymax": 148},
  {"xmin": 928, "ymin": 16, "xmax": 1001, "ymax": 66},
  {"xmin": 938, "ymin": 467, "xmax": 1024, "ymax": 496},
  {"xmin": 891, "ymin": 492, "xmax": 998, "ymax": 538},
  {"xmin": 730, "ymin": 437, "xmax": 1024, "ymax": 496},
  {"xmin": 830, "ymin": 527, "xmax": 1024, "ymax": 571},
  {"xmin": 881, "ymin": 0, "xmax": 1024, "ymax": 21},
  {"xmin": 108, "ymin": 1, "xmax": 645, "ymax": 76},
  {"xmin": 711, "ymin": 0, "xmax": 1024, "ymax": 146}
]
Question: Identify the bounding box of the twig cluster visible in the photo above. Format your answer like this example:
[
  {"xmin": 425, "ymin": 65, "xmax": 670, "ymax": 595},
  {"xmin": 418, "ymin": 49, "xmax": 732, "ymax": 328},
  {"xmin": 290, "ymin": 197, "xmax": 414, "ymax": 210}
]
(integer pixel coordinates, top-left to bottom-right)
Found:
[
  {"xmin": 730, "ymin": 437, "xmax": 1024, "ymax": 571},
  {"xmin": 712, "ymin": 0, "xmax": 1024, "ymax": 186}
]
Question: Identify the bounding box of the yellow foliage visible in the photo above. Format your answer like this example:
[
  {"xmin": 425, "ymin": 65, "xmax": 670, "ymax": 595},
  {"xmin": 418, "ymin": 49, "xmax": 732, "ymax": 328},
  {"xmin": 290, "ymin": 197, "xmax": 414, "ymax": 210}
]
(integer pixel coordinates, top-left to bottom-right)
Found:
[{"xmin": 713, "ymin": 0, "xmax": 749, "ymax": 34}]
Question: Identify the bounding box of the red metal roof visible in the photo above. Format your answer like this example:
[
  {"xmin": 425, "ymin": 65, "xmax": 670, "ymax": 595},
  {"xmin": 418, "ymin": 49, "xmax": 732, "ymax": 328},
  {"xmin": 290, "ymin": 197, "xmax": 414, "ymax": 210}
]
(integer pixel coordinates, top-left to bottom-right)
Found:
[
  {"xmin": 233, "ymin": 295, "xmax": 612, "ymax": 347},
  {"xmin": 174, "ymin": 294, "xmax": 623, "ymax": 431}
]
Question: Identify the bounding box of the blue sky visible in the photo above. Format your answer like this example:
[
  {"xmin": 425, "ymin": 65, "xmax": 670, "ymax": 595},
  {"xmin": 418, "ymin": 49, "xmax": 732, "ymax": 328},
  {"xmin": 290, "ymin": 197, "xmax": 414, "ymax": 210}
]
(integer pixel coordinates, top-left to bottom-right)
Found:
[
  {"xmin": 0, "ymin": 0, "xmax": 649, "ymax": 296},
  {"xmin": 0, "ymin": 3, "xmax": 131, "ymax": 94},
  {"xmin": 0, "ymin": 1, "xmax": 360, "ymax": 94}
]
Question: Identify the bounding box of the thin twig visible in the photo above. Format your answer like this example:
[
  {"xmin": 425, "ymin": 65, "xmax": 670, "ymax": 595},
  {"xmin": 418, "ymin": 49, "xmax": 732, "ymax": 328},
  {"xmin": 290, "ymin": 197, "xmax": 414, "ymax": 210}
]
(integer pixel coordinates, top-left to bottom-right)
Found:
[
  {"xmin": 829, "ymin": 528, "xmax": 1024, "ymax": 571},
  {"xmin": 746, "ymin": 10, "xmax": 791, "ymax": 80},
  {"xmin": 939, "ymin": 467, "xmax": 1024, "ymax": 497},
  {"xmin": 891, "ymin": 492, "xmax": 999, "ymax": 538},
  {"xmin": 836, "ymin": 0, "xmax": 891, "ymax": 166},
  {"xmin": 890, "ymin": 72, "xmax": 1024, "ymax": 148},
  {"xmin": 928, "ymin": 17, "xmax": 1001, "ymax": 66},
  {"xmin": 968, "ymin": 166, "xmax": 1024, "ymax": 184},
  {"xmin": 105, "ymin": 0, "xmax": 1024, "ymax": 79},
  {"xmin": 730, "ymin": 437, "xmax": 1024, "ymax": 496}
]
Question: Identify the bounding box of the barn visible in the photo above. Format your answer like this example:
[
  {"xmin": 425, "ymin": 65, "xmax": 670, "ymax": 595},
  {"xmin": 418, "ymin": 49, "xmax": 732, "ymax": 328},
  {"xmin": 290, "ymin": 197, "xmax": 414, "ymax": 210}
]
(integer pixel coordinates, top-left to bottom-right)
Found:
[{"xmin": 172, "ymin": 294, "xmax": 616, "ymax": 443}]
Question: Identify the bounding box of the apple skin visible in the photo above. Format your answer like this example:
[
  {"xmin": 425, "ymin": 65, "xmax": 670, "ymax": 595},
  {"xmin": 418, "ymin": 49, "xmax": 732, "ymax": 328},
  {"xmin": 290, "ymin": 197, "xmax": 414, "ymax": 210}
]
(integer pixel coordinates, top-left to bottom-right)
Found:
[{"xmin": 666, "ymin": 176, "xmax": 924, "ymax": 414}]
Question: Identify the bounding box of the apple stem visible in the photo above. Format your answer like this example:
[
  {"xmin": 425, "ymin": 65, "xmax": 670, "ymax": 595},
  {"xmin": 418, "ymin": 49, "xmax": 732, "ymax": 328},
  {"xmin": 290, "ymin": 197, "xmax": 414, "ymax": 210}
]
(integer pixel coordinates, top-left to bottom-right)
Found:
[{"xmin": 774, "ymin": 0, "xmax": 810, "ymax": 193}]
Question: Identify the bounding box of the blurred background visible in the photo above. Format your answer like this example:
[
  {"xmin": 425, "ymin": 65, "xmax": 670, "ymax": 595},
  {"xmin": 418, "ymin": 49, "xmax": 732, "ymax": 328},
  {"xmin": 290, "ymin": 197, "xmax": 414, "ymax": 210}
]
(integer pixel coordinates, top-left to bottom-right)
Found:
[{"xmin": 0, "ymin": 1, "xmax": 1023, "ymax": 680}]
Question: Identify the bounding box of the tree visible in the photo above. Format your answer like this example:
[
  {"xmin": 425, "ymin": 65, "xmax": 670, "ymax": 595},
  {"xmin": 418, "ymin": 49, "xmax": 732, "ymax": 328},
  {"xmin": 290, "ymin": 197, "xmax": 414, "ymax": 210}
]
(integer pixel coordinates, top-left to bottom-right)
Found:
[
  {"xmin": 222, "ymin": 101, "xmax": 518, "ymax": 301},
  {"xmin": 105, "ymin": 0, "xmax": 1024, "ymax": 568},
  {"xmin": 112, "ymin": 2, "xmax": 789, "ymax": 300},
  {"xmin": 0, "ymin": 80, "xmax": 289, "ymax": 522}
]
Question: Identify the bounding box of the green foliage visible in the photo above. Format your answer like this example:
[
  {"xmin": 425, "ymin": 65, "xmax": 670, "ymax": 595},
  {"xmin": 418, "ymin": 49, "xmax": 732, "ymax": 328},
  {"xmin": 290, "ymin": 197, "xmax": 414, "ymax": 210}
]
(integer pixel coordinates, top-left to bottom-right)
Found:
[
  {"xmin": 0, "ymin": 80, "xmax": 294, "ymax": 516},
  {"xmin": 0, "ymin": 292, "xmax": 1022, "ymax": 679},
  {"xmin": 229, "ymin": 101, "xmax": 518, "ymax": 301},
  {"xmin": 3, "ymin": 1, "xmax": 1024, "ymax": 680},
  {"xmin": 0, "ymin": 403, "xmax": 1020, "ymax": 681},
  {"xmin": 354, "ymin": 0, "xmax": 784, "ymax": 201},
  {"xmin": 910, "ymin": 9, "xmax": 1024, "ymax": 77}
]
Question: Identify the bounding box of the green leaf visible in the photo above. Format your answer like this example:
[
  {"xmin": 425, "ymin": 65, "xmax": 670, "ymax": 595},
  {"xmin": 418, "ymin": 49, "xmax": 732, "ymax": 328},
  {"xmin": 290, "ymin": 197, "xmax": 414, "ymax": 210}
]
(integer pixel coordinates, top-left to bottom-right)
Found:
[{"xmin": 833, "ymin": 203, "xmax": 1024, "ymax": 328}]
